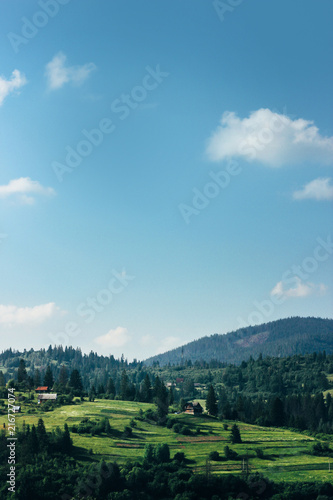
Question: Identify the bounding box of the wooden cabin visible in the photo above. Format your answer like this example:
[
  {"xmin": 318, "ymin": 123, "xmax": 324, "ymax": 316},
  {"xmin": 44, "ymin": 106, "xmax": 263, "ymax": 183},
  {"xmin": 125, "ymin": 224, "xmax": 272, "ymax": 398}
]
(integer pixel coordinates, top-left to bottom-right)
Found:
[
  {"xmin": 37, "ymin": 394, "xmax": 57, "ymax": 404},
  {"xmin": 184, "ymin": 402, "xmax": 203, "ymax": 415}
]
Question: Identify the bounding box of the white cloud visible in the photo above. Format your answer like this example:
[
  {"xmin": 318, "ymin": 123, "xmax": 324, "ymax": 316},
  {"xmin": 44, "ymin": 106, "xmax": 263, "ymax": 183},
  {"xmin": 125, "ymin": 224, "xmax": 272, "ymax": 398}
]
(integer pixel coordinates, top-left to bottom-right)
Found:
[
  {"xmin": 0, "ymin": 177, "xmax": 55, "ymax": 205},
  {"xmin": 206, "ymin": 108, "xmax": 333, "ymax": 167},
  {"xmin": 45, "ymin": 52, "xmax": 96, "ymax": 90},
  {"xmin": 95, "ymin": 327, "xmax": 131, "ymax": 348},
  {"xmin": 271, "ymin": 277, "xmax": 327, "ymax": 299},
  {"xmin": 0, "ymin": 303, "xmax": 62, "ymax": 325},
  {"xmin": 293, "ymin": 177, "xmax": 333, "ymax": 201},
  {"xmin": 0, "ymin": 69, "xmax": 27, "ymax": 106}
]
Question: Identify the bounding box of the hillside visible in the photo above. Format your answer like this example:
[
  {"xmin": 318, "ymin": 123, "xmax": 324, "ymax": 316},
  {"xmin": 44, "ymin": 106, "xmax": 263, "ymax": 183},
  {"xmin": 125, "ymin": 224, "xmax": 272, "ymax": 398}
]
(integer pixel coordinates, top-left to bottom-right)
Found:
[{"xmin": 144, "ymin": 317, "xmax": 333, "ymax": 366}]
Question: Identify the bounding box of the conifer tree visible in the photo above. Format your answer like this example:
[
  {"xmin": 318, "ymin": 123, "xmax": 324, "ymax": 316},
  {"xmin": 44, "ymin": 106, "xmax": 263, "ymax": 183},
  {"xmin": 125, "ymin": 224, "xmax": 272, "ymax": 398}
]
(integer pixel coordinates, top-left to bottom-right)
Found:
[
  {"xmin": 206, "ymin": 384, "xmax": 218, "ymax": 416},
  {"xmin": 230, "ymin": 424, "xmax": 242, "ymax": 444}
]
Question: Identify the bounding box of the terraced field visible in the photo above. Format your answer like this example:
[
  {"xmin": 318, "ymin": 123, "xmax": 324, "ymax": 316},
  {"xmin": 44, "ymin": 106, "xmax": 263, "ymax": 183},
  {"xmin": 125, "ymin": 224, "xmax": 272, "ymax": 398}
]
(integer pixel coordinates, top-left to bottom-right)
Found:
[{"xmin": 1, "ymin": 397, "xmax": 333, "ymax": 483}]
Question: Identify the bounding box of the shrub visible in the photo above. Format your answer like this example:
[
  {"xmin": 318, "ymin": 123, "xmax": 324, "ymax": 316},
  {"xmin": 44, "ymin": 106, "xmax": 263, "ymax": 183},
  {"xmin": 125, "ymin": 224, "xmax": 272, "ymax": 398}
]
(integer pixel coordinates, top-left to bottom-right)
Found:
[
  {"xmin": 180, "ymin": 425, "xmax": 192, "ymax": 436},
  {"xmin": 166, "ymin": 418, "xmax": 173, "ymax": 429},
  {"xmin": 155, "ymin": 443, "xmax": 170, "ymax": 463},
  {"xmin": 224, "ymin": 445, "xmax": 238, "ymax": 460},
  {"xmin": 123, "ymin": 426, "xmax": 132, "ymax": 438},
  {"xmin": 173, "ymin": 423, "xmax": 182, "ymax": 433},
  {"xmin": 209, "ymin": 451, "xmax": 220, "ymax": 461},
  {"xmin": 256, "ymin": 448, "xmax": 264, "ymax": 459},
  {"xmin": 173, "ymin": 452, "xmax": 185, "ymax": 462},
  {"xmin": 223, "ymin": 423, "xmax": 229, "ymax": 431}
]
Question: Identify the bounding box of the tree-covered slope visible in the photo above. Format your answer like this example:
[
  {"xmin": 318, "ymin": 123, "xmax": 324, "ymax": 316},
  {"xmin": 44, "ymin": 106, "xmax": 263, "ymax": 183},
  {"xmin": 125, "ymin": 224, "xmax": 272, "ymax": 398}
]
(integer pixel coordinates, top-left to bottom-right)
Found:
[{"xmin": 144, "ymin": 317, "xmax": 333, "ymax": 366}]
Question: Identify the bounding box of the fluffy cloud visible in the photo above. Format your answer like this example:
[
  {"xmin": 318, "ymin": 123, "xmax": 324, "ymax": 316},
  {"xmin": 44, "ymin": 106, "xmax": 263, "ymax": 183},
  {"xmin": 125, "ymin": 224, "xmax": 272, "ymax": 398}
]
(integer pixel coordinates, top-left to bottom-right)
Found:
[
  {"xmin": 0, "ymin": 177, "xmax": 55, "ymax": 205},
  {"xmin": 95, "ymin": 327, "xmax": 131, "ymax": 348},
  {"xmin": 293, "ymin": 178, "xmax": 333, "ymax": 201},
  {"xmin": 45, "ymin": 52, "xmax": 96, "ymax": 90},
  {"xmin": 0, "ymin": 303, "xmax": 62, "ymax": 325},
  {"xmin": 206, "ymin": 108, "xmax": 333, "ymax": 167},
  {"xmin": 0, "ymin": 69, "xmax": 27, "ymax": 106},
  {"xmin": 271, "ymin": 277, "xmax": 327, "ymax": 299}
]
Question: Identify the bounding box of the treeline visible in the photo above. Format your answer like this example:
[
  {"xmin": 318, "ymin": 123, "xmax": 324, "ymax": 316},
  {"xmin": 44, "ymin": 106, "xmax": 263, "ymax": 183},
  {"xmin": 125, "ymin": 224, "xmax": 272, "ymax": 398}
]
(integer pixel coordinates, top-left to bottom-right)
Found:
[{"xmin": 1, "ymin": 347, "xmax": 333, "ymax": 398}]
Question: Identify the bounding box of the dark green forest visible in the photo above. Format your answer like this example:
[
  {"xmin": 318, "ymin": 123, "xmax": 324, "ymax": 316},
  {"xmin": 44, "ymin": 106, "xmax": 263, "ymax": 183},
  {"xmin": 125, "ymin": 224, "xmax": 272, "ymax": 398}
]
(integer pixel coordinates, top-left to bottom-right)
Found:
[{"xmin": 146, "ymin": 317, "xmax": 333, "ymax": 366}]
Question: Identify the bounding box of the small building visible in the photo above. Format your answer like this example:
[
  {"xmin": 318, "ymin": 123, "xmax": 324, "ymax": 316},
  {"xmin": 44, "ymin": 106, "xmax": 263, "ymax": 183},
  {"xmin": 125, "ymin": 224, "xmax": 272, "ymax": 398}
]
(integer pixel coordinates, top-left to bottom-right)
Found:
[
  {"xmin": 184, "ymin": 402, "xmax": 203, "ymax": 415},
  {"xmin": 176, "ymin": 378, "xmax": 184, "ymax": 384},
  {"xmin": 37, "ymin": 394, "xmax": 57, "ymax": 404},
  {"xmin": 35, "ymin": 386, "xmax": 49, "ymax": 393},
  {"xmin": 13, "ymin": 406, "xmax": 21, "ymax": 413}
]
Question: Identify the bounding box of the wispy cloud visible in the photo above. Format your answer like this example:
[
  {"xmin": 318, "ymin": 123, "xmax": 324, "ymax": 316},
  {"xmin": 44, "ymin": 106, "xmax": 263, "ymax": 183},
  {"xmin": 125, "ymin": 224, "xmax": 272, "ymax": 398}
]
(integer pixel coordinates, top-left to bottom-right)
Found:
[
  {"xmin": 95, "ymin": 327, "xmax": 131, "ymax": 348},
  {"xmin": 0, "ymin": 177, "xmax": 55, "ymax": 205},
  {"xmin": 0, "ymin": 303, "xmax": 63, "ymax": 325},
  {"xmin": 155, "ymin": 336, "xmax": 182, "ymax": 354},
  {"xmin": 45, "ymin": 52, "xmax": 96, "ymax": 90},
  {"xmin": 140, "ymin": 334, "xmax": 182, "ymax": 355},
  {"xmin": 206, "ymin": 108, "xmax": 333, "ymax": 167},
  {"xmin": 270, "ymin": 277, "xmax": 327, "ymax": 299},
  {"xmin": 293, "ymin": 177, "xmax": 333, "ymax": 201},
  {"xmin": 0, "ymin": 69, "xmax": 27, "ymax": 106}
]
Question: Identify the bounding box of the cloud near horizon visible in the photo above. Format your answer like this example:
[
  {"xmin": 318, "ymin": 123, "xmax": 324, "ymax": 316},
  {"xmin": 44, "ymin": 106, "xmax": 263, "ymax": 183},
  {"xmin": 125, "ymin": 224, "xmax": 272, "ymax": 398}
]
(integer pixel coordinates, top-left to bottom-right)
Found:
[
  {"xmin": 206, "ymin": 108, "xmax": 333, "ymax": 167},
  {"xmin": 271, "ymin": 277, "xmax": 327, "ymax": 299},
  {"xmin": 0, "ymin": 69, "xmax": 27, "ymax": 106},
  {"xmin": 94, "ymin": 327, "xmax": 131, "ymax": 349},
  {"xmin": 45, "ymin": 52, "xmax": 96, "ymax": 90},
  {"xmin": 293, "ymin": 177, "xmax": 333, "ymax": 201},
  {"xmin": 0, "ymin": 302, "xmax": 62, "ymax": 326},
  {"xmin": 0, "ymin": 177, "xmax": 55, "ymax": 205}
]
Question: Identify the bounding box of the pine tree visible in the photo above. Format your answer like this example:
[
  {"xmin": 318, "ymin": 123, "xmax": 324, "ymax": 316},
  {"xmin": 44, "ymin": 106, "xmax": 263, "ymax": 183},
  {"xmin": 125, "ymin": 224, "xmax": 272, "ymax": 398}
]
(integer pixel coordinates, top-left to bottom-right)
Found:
[
  {"xmin": 154, "ymin": 376, "xmax": 169, "ymax": 424},
  {"xmin": 58, "ymin": 365, "xmax": 69, "ymax": 388},
  {"xmin": 141, "ymin": 374, "xmax": 151, "ymax": 402},
  {"xmin": 43, "ymin": 365, "xmax": 54, "ymax": 388},
  {"xmin": 120, "ymin": 370, "xmax": 129, "ymax": 400},
  {"xmin": 69, "ymin": 369, "xmax": 83, "ymax": 393},
  {"xmin": 33, "ymin": 369, "xmax": 41, "ymax": 388},
  {"xmin": 206, "ymin": 385, "xmax": 218, "ymax": 416},
  {"xmin": 62, "ymin": 423, "xmax": 72, "ymax": 453},
  {"xmin": 107, "ymin": 377, "xmax": 116, "ymax": 397},
  {"xmin": 17, "ymin": 359, "xmax": 27, "ymax": 384},
  {"xmin": 230, "ymin": 424, "xmax": 242, "ymax": 444},
  {"xmin": 270, "ymin": 396, "xmax": 285, "ymax": 426}
]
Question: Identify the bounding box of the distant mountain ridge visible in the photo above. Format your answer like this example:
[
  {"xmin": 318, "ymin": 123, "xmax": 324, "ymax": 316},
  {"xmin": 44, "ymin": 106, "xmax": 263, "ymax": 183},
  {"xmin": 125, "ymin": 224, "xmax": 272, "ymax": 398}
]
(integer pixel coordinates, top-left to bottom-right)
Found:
[{"xmin": 144, "ymin": 317, "xmax": 333, "ymax": 366}]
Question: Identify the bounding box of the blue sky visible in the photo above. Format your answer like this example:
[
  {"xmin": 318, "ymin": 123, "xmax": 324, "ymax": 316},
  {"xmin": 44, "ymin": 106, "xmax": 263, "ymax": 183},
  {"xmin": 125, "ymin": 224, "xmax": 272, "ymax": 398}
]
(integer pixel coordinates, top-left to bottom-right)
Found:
[{"xmin": 0, "ymin": 0, "xmax": 332, "ymax": 361}]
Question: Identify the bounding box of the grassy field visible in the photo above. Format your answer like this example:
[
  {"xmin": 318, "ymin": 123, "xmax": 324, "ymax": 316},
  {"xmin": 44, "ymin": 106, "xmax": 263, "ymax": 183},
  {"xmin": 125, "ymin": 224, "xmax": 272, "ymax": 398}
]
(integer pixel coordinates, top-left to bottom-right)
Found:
[{"xmin": 1, "ymin": 396, "xmax": 333, "ymax": 483}]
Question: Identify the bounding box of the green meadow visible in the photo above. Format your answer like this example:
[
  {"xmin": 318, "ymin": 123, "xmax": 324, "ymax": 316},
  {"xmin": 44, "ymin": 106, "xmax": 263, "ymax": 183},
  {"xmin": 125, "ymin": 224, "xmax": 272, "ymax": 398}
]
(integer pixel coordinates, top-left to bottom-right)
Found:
[{"xmin": 2, "ymin": 396, "xmax": 333, "ymax": 484}]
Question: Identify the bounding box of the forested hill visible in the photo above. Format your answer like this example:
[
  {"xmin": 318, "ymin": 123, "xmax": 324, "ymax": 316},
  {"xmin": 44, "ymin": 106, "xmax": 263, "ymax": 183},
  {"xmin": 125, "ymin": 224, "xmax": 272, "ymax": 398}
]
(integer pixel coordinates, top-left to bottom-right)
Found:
[{"xmin": 145, "ymin": 317, "xmax": 333, "ymax": 366}]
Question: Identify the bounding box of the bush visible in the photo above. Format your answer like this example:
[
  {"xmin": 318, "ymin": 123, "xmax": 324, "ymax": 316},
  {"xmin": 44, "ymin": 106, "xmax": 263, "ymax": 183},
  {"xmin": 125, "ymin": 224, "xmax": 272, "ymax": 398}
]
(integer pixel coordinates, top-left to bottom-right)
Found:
[
  {"xmin": 123, "ymin": 426, "xmax": 132, "ymax": 438},
  {"xmin": 166, "ymin": 418, "xmax": 173, "ymax": 429},
  {"xmin": 224, "ymin": 445, "xmax": 238, "ymax": 460},
  {"xmin": 155, "ymin": 443, "xmax": 170, "ymax": 463},
  {"xmin": 173, "ymin": 423, "xmax": 182, "ymax": 433},
  {"xmin": 256, "ymin": 448, "xmax": 264, "ymax": 459},
  {"xmin": 180, "ymin": 425, "xmax": 192, "ymax": 436},
  {"xmin": 223, "ymin": 423, "xmax": 229, "ymax": 431},
  {"xmin": 173, "ymin": 452, "xmax": 185, "ymax": 462},
  {"xmin": 209, "ymin": 451, "xmax": 220, "ymax": 461}
]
